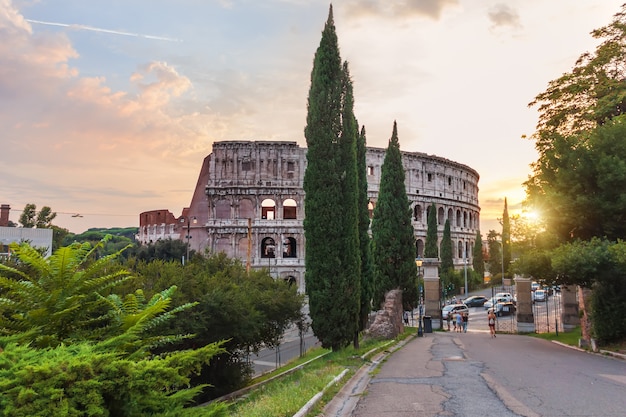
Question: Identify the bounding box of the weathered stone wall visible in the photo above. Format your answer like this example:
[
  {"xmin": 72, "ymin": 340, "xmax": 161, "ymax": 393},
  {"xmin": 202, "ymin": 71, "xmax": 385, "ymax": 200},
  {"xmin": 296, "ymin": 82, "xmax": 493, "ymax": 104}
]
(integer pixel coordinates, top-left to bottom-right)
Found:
[{"xmin": 367, "ymin": 289, "xmax": 404, "ymax": 339}]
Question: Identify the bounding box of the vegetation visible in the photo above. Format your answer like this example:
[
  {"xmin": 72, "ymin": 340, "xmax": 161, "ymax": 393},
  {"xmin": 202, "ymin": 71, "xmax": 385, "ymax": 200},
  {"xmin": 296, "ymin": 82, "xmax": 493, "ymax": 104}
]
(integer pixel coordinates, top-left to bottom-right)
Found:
[
  {"xmin": 357, "ymin": 126, "xmax": 374, "ymax": 334},
  {"xmin": 472, "ymin": 229, "xmax": 484, "ymax": 279},
  {"xmin": 439, "ymin": 219, "xmax": 453, "ymax": 278},
  {"xmin": 303, "ymin": 5, "xmax": 361, "ymax": 351},
  {"xmin": 131, "ymin": 253, "xmax": 305, "ymax": 401},
  {"xmin": 424, "ymin": 203, "xmax": 439, "ymax": 259},
  {"xmin": 0, "ymin": 238, "xmax": 229, "ymax": 416},
  {"xmin": 371, "ymin": 122, "xmax": 417, "ymax": 310},
  {"xmin": 517, "ymin": 4, "xmax": 626, "ymax": 347},
  {"xmin": 501, "ymin": 198, "xmax": 511, "ymax": 279},
  {"xmin": 227, "ymin": 332, "xmax": 411, "ymax": 417}
]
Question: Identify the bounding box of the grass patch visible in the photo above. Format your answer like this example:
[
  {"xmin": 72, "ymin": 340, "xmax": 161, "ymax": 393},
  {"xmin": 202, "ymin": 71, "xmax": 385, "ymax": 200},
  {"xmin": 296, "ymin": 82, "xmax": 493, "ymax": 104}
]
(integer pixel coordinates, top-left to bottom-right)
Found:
[
  {"xmin": 530, "ymin": 327, "xmax": 581, "ymax": 347},
  {"xmin": 226, "ymin": 329, "xmax": 415, "ymax": 417}
]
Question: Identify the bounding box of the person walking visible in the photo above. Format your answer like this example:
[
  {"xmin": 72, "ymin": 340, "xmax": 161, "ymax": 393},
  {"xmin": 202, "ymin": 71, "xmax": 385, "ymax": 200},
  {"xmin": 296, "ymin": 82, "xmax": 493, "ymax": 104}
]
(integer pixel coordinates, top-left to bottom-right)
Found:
[
  {"xmin": 462, "ymin": 311, "xmax": 468, "ymax": 333},
  {"xmin": 488, "ymin": 309, "xmax": 497, "ymax": 337},
  {"xmin": 456, "ymin": 311, "xmax": 463, "ymax": 333}
]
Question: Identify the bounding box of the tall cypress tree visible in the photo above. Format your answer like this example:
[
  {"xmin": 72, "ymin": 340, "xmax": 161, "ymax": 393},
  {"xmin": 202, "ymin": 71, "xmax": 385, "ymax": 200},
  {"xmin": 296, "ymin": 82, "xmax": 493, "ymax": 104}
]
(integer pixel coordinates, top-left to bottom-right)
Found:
[
  {"xmin": 440, "ymin": 219, "xmax": 454, "ymax": 275},
  {"xmin": 473, "ymin": 230, "xmax": 484, "ymax": 279},
  {"xmin": 303, "ymin": 6, "xmax": 360, "ymax": 351},
  {"xmin": 357, "ymin": 125, "xmax": 374, "ymax": 334},
  {"xmin": 424, "ymin": 203, "xmax": 439, "ymax": 258},
  {"xmin": 502, "ymin": 197, "xmax": 511, "ymax": 280},
  {"xmin": 371, "ymin": 121, "xmax": 417, "ymax": 309}
]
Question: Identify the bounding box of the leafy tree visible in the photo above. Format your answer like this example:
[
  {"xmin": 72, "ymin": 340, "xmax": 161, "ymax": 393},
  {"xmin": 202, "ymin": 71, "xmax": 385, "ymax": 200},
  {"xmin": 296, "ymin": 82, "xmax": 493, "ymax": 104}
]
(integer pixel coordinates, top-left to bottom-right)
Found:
[
  {"xmin": 371, "ymin": 122, "xmax": 417, "ymax": 310},
  {"xmin": 486, "ymin": 230, "xmax": 502, "ymax": 282},
  {"xmin": 133, "ymin": 253, "xmax": 305, "ymax": 400},
  {"xmin": 18, "ymin": 203, "xmax": 56, "ymax": 228},
  {"xmin": 439, "ymin": 219, "xmax": 454, "ymax": 276},
  {"xmin": 502, "ymin": 198, "xmax": 511, "ymax": 278},
  {"xmin": 357, "ymin": 127, "xmax": 374, "ymax": 334},
  {"xmin": 303, "ymin": 5, "xmax": 361, "ymax": 351},
  {"xmin": 424, "ymin": 203, "xmax": 439, "ymax": 258},
  {"xmin": 526, "ymin": 5, "xmax": 626, "ymax": 242},
  {"xmin": 472, "ymin": 230, "xmax": 484, "ymax": 279},
  {"xmin": 129, "ymin": 238, "xmax": 188, "ymax": 263}
]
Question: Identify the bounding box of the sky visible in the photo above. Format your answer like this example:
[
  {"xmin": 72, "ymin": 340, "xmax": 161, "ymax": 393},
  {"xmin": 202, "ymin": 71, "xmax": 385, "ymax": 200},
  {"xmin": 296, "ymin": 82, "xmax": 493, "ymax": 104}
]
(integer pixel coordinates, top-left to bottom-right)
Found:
[{"xmin": 1, "ymin": 0, "xmax": 622, "ymax": 235}]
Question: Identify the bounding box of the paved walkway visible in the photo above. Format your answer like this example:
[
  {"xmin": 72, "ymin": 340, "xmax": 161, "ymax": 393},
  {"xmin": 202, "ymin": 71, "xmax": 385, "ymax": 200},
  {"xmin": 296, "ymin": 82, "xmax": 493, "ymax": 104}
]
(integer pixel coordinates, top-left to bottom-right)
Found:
[{"xmin": 321, "ymin": 329, "xmax": 532, "ymax": 417}]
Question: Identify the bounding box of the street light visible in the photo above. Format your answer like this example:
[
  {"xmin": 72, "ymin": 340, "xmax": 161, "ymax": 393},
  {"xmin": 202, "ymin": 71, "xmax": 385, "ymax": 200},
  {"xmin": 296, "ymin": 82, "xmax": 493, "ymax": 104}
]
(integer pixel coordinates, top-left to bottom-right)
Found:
[
  {"xmin": 415, "ymin": 258, "xmax": 423, "ymax": 337},
  {"xmin": 181, "ymin": 216, "xmax": 197, "ymax": 265}
]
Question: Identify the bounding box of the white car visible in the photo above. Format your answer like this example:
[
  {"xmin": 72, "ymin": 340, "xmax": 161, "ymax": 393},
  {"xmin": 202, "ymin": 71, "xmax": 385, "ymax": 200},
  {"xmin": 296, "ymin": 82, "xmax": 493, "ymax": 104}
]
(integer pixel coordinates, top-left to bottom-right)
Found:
[
  {"xmin": 442, "ymin": 304, "xmax": 469, "ymax": 320},
  {"xmin": 533, "ymin": 289, "xmax": 547, "ymax": 302},
  {"xmin": 494, "ymin": 292, "xmax": 514, "ymax": 302},
  {"xmin": 484, "ymin": 296, "xmax": 508, "ymax": 309}
]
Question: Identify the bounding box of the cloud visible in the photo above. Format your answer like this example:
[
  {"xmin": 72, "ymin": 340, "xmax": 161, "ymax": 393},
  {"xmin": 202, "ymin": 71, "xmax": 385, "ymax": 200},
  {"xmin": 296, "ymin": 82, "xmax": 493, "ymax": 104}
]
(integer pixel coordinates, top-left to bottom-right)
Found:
[
  {"xmin": 343, "ymin": 0, "xmax": 459, "ymax": 20},
  {"xmin": 487, "ymin": 4, "xmax": 522, "ymax": 30}
]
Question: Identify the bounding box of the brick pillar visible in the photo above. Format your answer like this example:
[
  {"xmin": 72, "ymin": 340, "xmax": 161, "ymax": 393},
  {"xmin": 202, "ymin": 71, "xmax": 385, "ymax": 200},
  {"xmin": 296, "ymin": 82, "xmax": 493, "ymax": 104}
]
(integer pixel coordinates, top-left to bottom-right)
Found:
[
  {"xmin": 514, "ymin": 277, "xmax": 535, "ymax": 333},
  {"xmin": 422, "ymin": 258, "xmax": 441, "ymax": 329},
  {"xmin": 0, "ymin": 204, "xmax": 10, "ymax": 227},
  {"xmin": 561, "ymin": 285, "xmax": 580, "ymax": 331}
]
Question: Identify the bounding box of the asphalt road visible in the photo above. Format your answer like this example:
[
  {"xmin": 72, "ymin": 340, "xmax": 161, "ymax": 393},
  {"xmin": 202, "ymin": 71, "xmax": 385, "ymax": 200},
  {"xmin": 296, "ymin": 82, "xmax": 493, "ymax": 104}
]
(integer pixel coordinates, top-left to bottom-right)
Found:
[{"xmin": 343, "ymin": 331, "xmax": 626, "ymax": 417}]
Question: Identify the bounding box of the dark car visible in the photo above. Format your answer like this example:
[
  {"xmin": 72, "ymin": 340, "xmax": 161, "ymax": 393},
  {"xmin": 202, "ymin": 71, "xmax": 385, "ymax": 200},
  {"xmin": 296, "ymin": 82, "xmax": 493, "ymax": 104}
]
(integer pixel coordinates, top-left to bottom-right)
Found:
[
  {"xmin": 463, "ymin": 295, "xmax": 488, "ymax": 307},
  {"xmin": 488, "ymin": 301, "xmax": 517, "ymax": 317}
]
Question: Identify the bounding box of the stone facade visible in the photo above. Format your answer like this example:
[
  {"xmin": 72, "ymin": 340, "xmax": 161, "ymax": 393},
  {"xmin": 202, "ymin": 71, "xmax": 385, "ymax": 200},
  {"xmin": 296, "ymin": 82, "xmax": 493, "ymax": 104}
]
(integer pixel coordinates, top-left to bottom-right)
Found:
[{"xmin": 137, "ymin": 140, "xmax": 481, "ymax": 293}]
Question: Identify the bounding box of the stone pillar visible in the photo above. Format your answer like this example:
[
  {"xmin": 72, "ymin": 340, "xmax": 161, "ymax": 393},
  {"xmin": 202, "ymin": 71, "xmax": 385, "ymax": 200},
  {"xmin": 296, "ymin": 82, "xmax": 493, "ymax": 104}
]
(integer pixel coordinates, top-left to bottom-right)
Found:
[
  {"xmin": 514, "ymin": 277, "xmax": 535, "ymax": 333},
  {"xmin": 422, "ymin": 258, "xmax": 441, "ymax": 329},
  {"xmin": 560, "ymin": 285, "xmax": 579, "ymax": 331}
]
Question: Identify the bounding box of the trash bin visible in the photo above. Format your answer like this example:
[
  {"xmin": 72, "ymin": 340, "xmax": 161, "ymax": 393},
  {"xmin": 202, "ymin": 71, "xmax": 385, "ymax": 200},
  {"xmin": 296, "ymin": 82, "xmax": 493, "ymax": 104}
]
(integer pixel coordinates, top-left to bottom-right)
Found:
[{"xmin": 423, "ymin": 316, "xmax": 432, "ymax": 333}]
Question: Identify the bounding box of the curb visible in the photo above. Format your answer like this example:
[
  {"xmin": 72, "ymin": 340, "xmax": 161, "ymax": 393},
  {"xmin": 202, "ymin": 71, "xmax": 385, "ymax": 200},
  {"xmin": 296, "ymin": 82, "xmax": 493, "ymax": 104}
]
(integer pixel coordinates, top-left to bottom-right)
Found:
[{"xmin": 551, "ymin": 340, "xmax": 626, "ymax": 361}]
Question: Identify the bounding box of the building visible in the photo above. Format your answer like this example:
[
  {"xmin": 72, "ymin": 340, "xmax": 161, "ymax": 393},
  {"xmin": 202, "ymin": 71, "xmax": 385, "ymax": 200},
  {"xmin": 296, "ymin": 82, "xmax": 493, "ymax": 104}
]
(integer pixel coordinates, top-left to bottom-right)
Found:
[
  {"xmin": 137, "ymin": 140, "xmax": 481, "ymax": 292},
  {"xmin": 0, "ymin": 204, "xmax": 54, "ymax": 257}
]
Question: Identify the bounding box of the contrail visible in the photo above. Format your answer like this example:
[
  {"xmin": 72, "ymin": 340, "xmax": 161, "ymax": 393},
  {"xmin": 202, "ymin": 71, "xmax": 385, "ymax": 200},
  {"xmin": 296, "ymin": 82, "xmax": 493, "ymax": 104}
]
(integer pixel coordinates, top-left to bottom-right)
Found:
[{"xmin": 26, "ymin": 19, "xmax": 182, "ymax": 42}]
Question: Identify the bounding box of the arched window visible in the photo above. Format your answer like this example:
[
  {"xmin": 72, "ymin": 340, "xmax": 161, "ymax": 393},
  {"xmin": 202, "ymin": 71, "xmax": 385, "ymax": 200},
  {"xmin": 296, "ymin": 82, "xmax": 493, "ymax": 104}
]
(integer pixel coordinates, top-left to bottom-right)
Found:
[
  {"xmin": 415, "ymin": 239, "xmax": 424, "ymax": 258},
  {"xmin": 447, "ymin": 208, "xmax": 453, "ymax": 223},
  {"xmin": 283, "ymin": 198, "xmax": 297, "ymax": 219},
  {"xmin": 283, "ymin": 237, "xmax": 297, "ymax": 258},
  {"xmin": 456, "ymin": 209, "xmax": 462, "ymax": 227},
  {"xmin": 463, "ymin": 211, "xmax": 468, "ymax": 227},
  {"xmin": 458, "ymin": 241, "xmax": 463, "ymax": 258},
  {"xmin": 261, "ymin": 199, "xmax": 276, "ymax": 220},
  {"xmin": 261, "ymin": 237, "xmax": 276, "ymax": 258},
  {"xmin": 414, "ymin": 204, "xmax": 422, "ymax": 222},
  {"xmin": 438, "ymin": 207, "xmax": 444, "ymax": 225}
]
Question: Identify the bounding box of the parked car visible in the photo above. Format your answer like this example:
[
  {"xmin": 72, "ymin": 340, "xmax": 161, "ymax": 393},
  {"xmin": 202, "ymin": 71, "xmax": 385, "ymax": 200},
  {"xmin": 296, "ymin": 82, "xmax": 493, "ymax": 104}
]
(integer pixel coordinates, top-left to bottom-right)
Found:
[
  {"xmin": 484, "ymin": 297, "xmax": 508, "ymax": 309},
  {"xmin": 531, "ymin": 282, "xmax": 541, "ymax": 292},
  {"xmin": 533, "ymin": 289, "xmax": 547, "ymax": 302},
  {"xmin": 463, "ymin": 295, "xmax": 488, "ymax": 307},
  {"xmin": 442, "ymin": 303, "xmax": 469, "ymax": 319},
  {"xmin": 488, "ymin": 301, "xmax": 517, "ymax": 317},
  {"xmin": 494, "ymin": 292, "xmax": 514, "ymax": 302}
]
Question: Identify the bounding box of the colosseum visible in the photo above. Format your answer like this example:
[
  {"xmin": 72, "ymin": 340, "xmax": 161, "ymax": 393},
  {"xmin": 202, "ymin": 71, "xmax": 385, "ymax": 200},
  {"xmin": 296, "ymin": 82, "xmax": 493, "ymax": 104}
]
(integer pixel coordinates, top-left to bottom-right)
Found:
[{"xmin": 137, "ymin": 140, "xmax": 480, "ymax": 293}]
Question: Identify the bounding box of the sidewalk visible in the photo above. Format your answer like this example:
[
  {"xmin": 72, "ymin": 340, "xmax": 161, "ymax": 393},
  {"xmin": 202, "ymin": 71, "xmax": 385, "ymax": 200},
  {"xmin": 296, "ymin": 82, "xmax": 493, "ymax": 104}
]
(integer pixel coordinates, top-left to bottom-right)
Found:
[{"xmin": 320, "ymin": 330, "xmax": 528, "ymax": 417}]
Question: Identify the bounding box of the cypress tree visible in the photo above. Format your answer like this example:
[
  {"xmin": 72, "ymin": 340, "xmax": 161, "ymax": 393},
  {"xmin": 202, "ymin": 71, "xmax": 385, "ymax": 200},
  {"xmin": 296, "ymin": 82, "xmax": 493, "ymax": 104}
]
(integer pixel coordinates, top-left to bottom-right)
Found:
[
  {"xmin": 303, "ymin": 6, "xmax": 360, "ymax": 351},
  {"xmin": 371, "ymin": 121, "xmax": 417, "ymax": 310},
  {"xmin": 424, "ymin": 203, "xmax": 439, "ymax": 258},
  {"xmin": 473, "ymin": 230, "xmax": 485, "ymax": 279},
  {"xmin": 357, "ymin": 126, "xmax": 374, "ymax": 334},
  {"xmin": 440, "ymin": 219, "xmax": 454, "ymax": 275},
  {"xmin": 502, "ymin": 197, "xmax": 511, "ymax": 280}
]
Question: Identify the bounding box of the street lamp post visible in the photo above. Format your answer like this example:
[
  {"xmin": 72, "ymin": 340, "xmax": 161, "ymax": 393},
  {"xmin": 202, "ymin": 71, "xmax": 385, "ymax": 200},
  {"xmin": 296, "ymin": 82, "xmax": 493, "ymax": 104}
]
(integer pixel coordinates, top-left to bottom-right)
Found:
[
  {"xmin": 416, "ymin": 258, "xmax": 423, "ymax": 337},
  {"xmin": 181, "ymin": 216, "xmax": 197, "ymax": 265}
]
